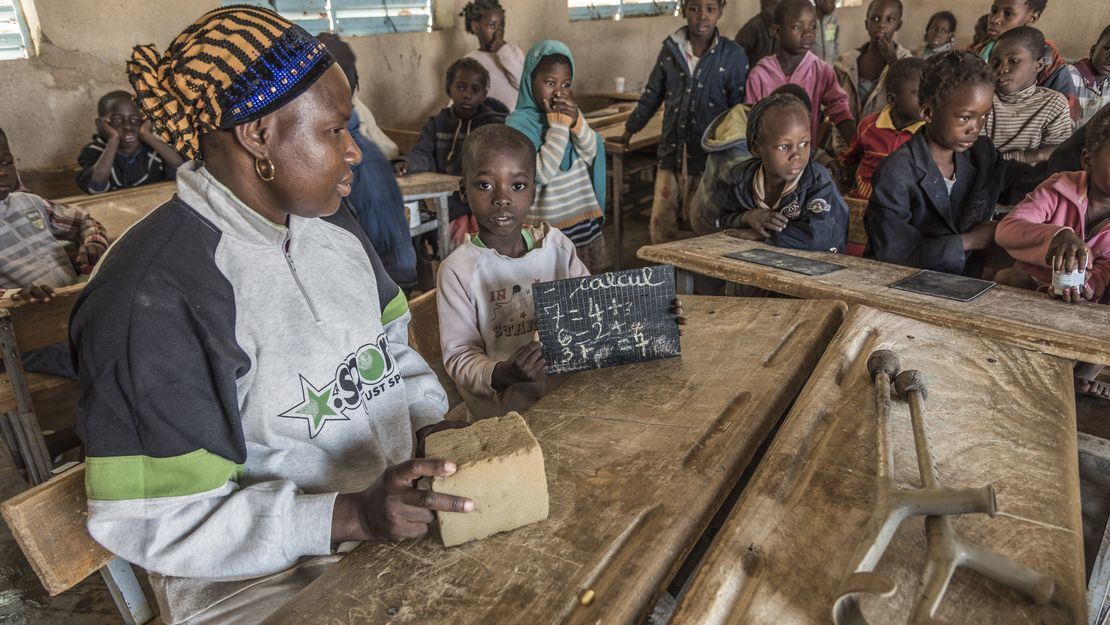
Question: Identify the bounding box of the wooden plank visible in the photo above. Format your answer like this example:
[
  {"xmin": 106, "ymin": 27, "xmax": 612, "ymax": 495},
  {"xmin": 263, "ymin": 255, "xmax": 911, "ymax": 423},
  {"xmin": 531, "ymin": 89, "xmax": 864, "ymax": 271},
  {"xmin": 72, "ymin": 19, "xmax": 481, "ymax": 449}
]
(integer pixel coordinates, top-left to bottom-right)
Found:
[
  {"xmin": 57, "ymin": 182, "xmax": 176, "ymax": 243},
  {"xmin": 601, "ymin": 112, "xmax": 663, "ymax": 154},
  {"xmin": 0, "ymin": 283, "xmax": 84, "ymax": 353},
  {"xmin": 669, "ymin": 305, "xmax": 1085, "ymax": 625},
  {"xmin": 262, "ymin": 296, "xmax": 849, "ymax": 625},
  {"xmin": 0, "ymin": 464, "xmax": 114, "ymax": 596},
  {"xmin": 395, "ymin": 171, "xmax": 459, "ymax": 198},
  {"xmin": 637, "ymin": 233, "xmax": 1110, "ymax": 365}
]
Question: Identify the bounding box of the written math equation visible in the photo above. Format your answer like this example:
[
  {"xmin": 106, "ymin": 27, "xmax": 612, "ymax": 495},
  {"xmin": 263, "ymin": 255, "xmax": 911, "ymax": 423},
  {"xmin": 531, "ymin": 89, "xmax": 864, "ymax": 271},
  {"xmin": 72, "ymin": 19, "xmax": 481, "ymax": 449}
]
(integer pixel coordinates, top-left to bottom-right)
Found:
[{"xmin": 532, "ymin": 265, "xmax": 681, "ymax": 375}]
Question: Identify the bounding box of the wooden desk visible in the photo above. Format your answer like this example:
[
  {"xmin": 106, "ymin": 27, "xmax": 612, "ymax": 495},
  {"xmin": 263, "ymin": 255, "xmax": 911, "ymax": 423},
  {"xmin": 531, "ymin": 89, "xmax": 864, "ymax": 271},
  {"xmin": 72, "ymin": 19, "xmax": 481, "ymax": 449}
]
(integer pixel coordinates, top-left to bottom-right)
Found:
[
  {"xmin": 601, "ymin": 113, "xmax": 663, "ymax": 269},
  {"xmin": 669, "ymin": 305, "xmax": 1085, "ymax": 625},
  {"xmin": 637, "ymin": 233, "xmax": 1110, "ymax": 365},
  {"xmin": 59, "ymin": 182, "xmax": 175, "ymax": 243},
  {"xmin": 262, "ymin": 296, "xmax": 847, "ymax": 625},
  {"xmin": 396, "ymin": 172, "xmax": 458, "ymax": 259}
]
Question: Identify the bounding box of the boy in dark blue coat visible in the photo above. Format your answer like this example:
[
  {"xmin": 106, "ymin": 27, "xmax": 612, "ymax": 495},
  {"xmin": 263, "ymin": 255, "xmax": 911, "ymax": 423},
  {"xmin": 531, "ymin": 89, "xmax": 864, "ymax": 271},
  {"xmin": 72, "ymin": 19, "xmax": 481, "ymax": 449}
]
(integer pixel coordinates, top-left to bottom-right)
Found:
[
  {"xmin": 719, "ymin": 91, "xmax": 848, "ymax": 253},
  {"xmin": 618, "ymin": 0, "xmax": 748, "ymax": 244},
  {"xmin": 866, "ymin": 51, "xmax": 1007, "ymax": 276}
]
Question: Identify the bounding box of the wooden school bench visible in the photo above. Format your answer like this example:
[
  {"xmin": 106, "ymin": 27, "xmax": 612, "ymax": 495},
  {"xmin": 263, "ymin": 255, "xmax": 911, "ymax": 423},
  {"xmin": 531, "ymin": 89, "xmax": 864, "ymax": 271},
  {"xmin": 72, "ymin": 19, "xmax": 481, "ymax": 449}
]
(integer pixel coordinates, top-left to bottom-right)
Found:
[
  {"xmin": 668, "ymin": 305, "xmax": 1086, "ymax": 624},
  {"xmin": 395, "ymin": 171, "xmax": 458, "ymax": 259},
  {"xmin": 59, "ymin": 182, "xmax": 175, "ymax": 243},
  {"xmin": 261, "ymin": 296, "xmax": 847, "ymax": 625},
  {"xmin": 600, "ymin": 112, "xmax": 663, "ymax": 270},
  {"xmin": 638, "ymin": 233, "xmax": 1110, "ymax": 366}
]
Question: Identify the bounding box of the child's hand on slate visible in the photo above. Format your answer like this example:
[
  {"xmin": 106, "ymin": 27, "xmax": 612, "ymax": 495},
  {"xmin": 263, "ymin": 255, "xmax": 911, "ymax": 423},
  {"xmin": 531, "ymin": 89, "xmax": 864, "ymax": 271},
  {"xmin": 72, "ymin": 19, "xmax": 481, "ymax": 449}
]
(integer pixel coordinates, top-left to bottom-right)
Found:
[
  {"xmin": 671, "ymin": 297, "xmax": 687, "ymax": 336},
  {"xmin": 741, "ymin": 209, "xmax": 789, "ymax": 239},
  {"xmin": 491, "ymin": 337, "xmax": 546, "ymax": 391}
]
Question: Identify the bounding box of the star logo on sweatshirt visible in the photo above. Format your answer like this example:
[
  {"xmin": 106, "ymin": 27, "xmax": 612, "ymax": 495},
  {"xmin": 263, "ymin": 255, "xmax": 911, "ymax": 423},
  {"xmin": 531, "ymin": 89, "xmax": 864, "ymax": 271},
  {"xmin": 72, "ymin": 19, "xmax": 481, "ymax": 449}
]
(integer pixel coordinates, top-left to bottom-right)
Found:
[{"xmin": 279, "ymin": 375, "xmax": 349, "ymax": 438}]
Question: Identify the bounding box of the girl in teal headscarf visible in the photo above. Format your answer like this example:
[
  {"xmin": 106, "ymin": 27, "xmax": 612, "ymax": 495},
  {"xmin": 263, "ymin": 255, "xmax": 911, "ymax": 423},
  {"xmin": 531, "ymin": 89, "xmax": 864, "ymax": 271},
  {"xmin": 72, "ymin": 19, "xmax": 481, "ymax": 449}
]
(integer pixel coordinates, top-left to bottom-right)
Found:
[{"xmin": 506, "ymin": 40, "xmax": 609, "ymax": 269}]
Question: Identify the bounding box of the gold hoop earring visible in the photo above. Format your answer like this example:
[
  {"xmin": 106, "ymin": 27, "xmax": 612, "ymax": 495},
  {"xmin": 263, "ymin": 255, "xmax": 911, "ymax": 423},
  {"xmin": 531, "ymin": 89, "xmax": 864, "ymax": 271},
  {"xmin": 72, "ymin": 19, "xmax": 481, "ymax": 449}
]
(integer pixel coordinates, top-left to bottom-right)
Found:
[{"xmin": 254, "ymin": 157, "xmax": 275, "ymax": 182}]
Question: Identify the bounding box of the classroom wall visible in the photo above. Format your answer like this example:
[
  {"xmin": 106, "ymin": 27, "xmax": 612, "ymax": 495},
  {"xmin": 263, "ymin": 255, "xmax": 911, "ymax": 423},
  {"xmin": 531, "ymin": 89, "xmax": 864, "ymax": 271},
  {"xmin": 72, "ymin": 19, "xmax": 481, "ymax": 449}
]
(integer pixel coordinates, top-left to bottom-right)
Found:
[{"xmin": 0, "ymin": 0, "xmax": 1105, "ymax": 173}]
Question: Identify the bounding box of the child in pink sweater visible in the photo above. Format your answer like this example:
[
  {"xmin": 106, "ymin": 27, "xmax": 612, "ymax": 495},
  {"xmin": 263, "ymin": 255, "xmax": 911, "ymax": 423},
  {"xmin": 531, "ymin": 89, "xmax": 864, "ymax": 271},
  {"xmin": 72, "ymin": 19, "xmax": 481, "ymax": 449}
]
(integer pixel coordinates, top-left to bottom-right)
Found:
[
  {"xmin": 745, "ymin": 0, "xmax": 855, "ymax": 145},
  {"xmin": 996, "ymin": 106, "xmax": 1110, "ymax": 398}
]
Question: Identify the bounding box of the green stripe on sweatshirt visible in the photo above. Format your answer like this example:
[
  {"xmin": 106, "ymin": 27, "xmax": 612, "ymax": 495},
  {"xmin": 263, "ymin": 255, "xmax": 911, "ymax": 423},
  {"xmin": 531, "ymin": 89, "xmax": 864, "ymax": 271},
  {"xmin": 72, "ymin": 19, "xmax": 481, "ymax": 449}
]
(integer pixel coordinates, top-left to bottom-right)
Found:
[
  {"xmin": 85, "ymin": 449, "xmax": 241, "ymax": 501},
  {"xmin": 382, "ymin": 290, "xmax": 408, "ymax": 325}
]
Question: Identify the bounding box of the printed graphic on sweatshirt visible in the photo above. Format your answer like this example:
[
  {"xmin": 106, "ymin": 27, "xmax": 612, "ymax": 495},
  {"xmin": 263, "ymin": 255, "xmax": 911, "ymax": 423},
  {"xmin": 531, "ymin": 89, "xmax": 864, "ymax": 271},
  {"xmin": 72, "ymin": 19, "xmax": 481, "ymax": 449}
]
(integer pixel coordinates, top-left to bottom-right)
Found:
[
  {"xmin": 489, "ymin": 282, "xmax": 539, "ymax": 339},
  {"xmin": 279, "ymin": 333, "xmax": 402, "ymax": 438}
]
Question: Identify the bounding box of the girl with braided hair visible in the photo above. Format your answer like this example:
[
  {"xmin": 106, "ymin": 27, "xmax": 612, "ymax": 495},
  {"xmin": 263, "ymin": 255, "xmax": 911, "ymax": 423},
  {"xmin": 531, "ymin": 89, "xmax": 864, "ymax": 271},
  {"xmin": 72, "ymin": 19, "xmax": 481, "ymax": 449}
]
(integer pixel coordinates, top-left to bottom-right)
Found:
[
  {"xmin": 71, "ymin": 7, "xmax": 472, "ymax": 623},
  {"xmin": 866, "ymin": 50, "xmax": 1007, "ymax": 276},
  {"xmin": 460, "ymin": 0, "xmax": 525, "ymax": 112}
]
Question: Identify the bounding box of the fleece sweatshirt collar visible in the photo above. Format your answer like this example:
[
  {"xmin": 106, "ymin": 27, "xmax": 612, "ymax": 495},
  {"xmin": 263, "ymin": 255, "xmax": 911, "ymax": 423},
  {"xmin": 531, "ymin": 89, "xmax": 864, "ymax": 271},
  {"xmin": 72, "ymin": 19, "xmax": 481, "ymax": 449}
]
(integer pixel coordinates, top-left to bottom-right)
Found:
[{"xmin": 174, "ymin": 162, "xmax": 294, "ymax": 248}]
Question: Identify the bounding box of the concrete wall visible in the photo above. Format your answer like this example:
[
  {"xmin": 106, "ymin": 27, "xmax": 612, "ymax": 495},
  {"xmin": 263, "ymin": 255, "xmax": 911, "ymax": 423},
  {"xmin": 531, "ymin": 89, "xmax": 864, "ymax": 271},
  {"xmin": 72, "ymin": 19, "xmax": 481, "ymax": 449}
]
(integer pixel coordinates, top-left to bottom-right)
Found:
[{"xmin": 0, "ymin": 0, "xmax": 1104, "ymax": 172}]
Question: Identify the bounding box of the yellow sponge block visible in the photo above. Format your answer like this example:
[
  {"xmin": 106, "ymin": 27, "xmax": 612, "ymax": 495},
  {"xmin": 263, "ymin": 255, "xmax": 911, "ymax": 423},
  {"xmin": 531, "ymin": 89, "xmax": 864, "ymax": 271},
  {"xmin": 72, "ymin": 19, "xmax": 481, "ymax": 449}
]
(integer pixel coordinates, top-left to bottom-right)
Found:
[{"xmin": 426, "ymin": 413, "xmax": 549, "ymax": 547}]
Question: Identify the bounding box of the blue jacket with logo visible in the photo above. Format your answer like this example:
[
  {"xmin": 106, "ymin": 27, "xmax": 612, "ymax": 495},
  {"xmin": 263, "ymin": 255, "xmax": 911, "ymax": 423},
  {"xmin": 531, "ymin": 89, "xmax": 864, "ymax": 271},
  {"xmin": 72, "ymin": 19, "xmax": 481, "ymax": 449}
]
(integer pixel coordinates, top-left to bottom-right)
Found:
[
  {"xmin": 720, "ymin": 157, "xmax": 849, "ymax": 253},
  {"xmin": 625, "ymin": 28, "xmax": 748, "ymax": 176}
]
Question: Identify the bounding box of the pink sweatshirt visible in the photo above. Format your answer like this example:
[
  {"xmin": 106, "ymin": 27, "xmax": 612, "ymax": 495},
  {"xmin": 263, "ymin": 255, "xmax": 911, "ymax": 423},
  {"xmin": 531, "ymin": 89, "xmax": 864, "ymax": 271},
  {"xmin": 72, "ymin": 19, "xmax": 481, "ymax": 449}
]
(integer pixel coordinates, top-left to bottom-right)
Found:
[
  {"xmin": 437, "ymin": 224, "xmax": 589, "ymax": 420},
  {"xmin": 744, "ymin": 50, "xmax": 853, "ymax": 139},
  {"xmin": 996, "ymin": 170, "xmax": 1110, "ymax": 301}
]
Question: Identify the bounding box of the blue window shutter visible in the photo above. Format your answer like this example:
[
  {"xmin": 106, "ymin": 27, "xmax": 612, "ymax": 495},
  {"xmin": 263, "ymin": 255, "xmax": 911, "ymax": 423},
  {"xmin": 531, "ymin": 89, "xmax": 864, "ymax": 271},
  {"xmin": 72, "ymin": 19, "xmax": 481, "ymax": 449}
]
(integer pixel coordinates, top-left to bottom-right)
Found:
[
  {"xmin": 0, "ymin": 0, "xmax": 31, "ymax": 60},
  {"xmin": 569, "ymin": 0, "xmax": 679, "ymax": 21},
  {"xmin": 221, "ymin": 0, "xmax": 433, "ymax": 35}
]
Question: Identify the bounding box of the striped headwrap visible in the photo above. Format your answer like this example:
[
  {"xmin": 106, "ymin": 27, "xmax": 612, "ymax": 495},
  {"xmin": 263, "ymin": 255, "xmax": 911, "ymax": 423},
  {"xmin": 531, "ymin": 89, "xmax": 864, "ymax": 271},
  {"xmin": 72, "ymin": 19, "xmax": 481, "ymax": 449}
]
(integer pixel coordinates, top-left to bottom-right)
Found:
[{"xmin": 128, "ymin": 5, "xmax": 335, "ymax": 160}]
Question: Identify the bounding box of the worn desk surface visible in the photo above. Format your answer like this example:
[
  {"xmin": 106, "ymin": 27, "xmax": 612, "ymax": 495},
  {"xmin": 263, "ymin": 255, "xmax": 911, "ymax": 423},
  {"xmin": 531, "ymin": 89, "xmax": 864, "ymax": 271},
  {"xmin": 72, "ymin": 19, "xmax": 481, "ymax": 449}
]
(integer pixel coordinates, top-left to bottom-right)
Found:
[
  {"xmin": 263, "ymin": 296, "xmax": 847, "ymax": 625},
  {"xmin": 600, "ymin": 112, "xmax": 662, "ymax": 154},
  {"xmin": 669, "ymin": 305, "xmax": 1085, "ymax": 625},
  {"xmin": 394, "ymin": 171, "xmax": 459, "ymax": 197},
  {"xmin": 59, "ymin": 181, "xmax": 175, "ymax": 243},
  {"xmin": 638, "ymin": 233, "xmax": 1110, "ymax": 365}
]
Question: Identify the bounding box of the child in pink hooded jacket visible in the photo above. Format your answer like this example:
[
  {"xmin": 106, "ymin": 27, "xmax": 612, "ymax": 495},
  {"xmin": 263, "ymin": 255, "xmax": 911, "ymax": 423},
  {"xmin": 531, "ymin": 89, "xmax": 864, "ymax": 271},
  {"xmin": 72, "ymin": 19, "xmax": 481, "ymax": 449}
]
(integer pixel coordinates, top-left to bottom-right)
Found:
[{"xmin": 996, "ymin": 105, "xmax": 1110, "ymax": 398}]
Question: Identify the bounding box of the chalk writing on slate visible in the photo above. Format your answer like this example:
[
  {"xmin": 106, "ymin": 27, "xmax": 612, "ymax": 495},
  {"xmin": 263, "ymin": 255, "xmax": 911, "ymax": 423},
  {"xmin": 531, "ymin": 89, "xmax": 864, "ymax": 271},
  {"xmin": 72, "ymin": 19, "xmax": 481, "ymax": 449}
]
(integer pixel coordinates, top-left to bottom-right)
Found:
[{"xmin": 532, "ymin": 265, "xmax": 680, "ymax": 375}]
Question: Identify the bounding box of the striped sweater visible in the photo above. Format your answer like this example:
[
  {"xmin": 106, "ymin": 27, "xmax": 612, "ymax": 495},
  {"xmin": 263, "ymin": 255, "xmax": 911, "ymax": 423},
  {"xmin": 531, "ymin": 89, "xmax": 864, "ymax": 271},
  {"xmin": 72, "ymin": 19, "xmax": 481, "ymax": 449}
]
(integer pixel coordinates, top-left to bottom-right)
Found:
[
  {"xmin": 982, "ymin": 85, "xmax": 1073, "ymax": 160},
  {"xmin": 529, "ymin": 112, "xmax": 604, "ymax": 245}
]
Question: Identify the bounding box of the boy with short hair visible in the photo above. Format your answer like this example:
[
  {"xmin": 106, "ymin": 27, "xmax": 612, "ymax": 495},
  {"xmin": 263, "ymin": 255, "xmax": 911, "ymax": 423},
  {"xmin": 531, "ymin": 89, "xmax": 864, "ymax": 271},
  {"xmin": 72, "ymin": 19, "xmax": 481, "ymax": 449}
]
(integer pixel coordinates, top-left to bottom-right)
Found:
[
  {"xmin": 1, "ymin": 128, "xmax": 107, "ymax": 299},
  {"xmin": 836, "ymin": 0, "xmax": 912, "ymax": 122},
  {"xmin": 812, "ymin": 0, "xmax": 840, "ymax": 65},
  {"xmin": 735, "ymin": 0, "xmax": 779, "ymax": 67},
  {"xmin": 840, "ymin": 57, "xmax": 925, "ymax": 202},
  {"xmin": 920, "ymin": 11, "xmax": 957, "ymax": 59},
  {"xmin": 77, "ymin": 91, "xmax": 184, "ymax": 194},
  {"xmin": 394, "ymin": 58, "xmax": 509, "ymax": 243},
  {"xmin": 1067, "ymin": 25, "xmax": 1110, "ymax": 128},
  {"xmin": 437, "ymin": 124, "xmax": 589, "ymax": 421},
  {"xmin": 983, "ymin": 26, "xmax": 1073, "ymax": 164},
  {"xmin": 968, "ymin": 0, "xmax": 1073, "ymax": 99}
]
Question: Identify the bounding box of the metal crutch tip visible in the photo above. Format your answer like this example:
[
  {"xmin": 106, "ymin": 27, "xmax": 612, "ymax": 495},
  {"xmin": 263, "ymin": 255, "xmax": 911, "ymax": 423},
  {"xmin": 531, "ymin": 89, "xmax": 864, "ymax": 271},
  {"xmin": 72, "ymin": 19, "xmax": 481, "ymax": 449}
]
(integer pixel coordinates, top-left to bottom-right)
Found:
[
  {"xmin": 894, "ymin": 370, "xmax": 928, "ymax": 401},
  {"xmin": 866, "ymin": 350, "xmax": 901, "ymax": 380}
]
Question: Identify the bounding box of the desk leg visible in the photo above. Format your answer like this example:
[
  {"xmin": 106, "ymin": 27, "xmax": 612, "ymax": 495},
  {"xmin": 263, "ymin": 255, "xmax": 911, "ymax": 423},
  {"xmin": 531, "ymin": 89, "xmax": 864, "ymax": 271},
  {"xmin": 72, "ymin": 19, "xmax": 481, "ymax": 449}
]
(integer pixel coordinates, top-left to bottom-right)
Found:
[
  {"xmin": 676, "ymin": 269, "xmax": 694, "ymax": 295},
  {"xmin": 613, "ymin": 152, "xmax": 624, "ymax": 270},
  {"xmin": 434, "ymin": 194, "xmax": 451, "ymax": 260}
]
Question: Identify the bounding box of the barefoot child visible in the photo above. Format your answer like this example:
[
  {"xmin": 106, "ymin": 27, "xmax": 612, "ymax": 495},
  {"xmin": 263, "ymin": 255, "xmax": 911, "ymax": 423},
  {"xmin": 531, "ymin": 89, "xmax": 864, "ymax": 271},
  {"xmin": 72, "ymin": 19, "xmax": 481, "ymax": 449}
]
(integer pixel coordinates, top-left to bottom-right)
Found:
[
  {"xmin": 437, "ymin": 125, "xmax": 589, "ymax": 421},
  {"xmin": 983, "ymin": 27, "xmax": 1072, "ymax": 165},
  {"xmin": 867, "ymin": 51, "xmax": 1007, "ymax": 276},
  {"xmin": 839, "ymin": 57, "xmax": 925, "ymax": 203},
  {"xmin": 507, "ymin": 41, "xmax": 608, "ymax": 270},
  {"xmin": 996, "ymin": 106, "xmax": 1110, "ymax": 397},
  {"xmin": 460, "ymin": 0, "xmax": 525, "ymax": 111},
  {"xmin": 620, "ymin": 0, "xmax": 749, "ymax": 244},
  {"xmin": 1067, "ymin": 25, "xmax": 1110, "ymax": 128},
  {"xmin": 718, "ymin": 92, "xmax": 849, "ymax": 253},
  {"xmin": 394, "ymin": 58, "xmax": 508, "ymax": 244},
  {"xmin": 77, "ymin": 91, "xmax": 184, "ymax": 194},
  {"xmin": 919, "ymin": 11, "xmax": 957, "ymax": 59},
  {"xmin": 836, "ymin": 0, "xmax": 912, "ymax": 121},
  {"xmin": 745, "ymin": 0, "xmax": 855, "ymax": 146}
]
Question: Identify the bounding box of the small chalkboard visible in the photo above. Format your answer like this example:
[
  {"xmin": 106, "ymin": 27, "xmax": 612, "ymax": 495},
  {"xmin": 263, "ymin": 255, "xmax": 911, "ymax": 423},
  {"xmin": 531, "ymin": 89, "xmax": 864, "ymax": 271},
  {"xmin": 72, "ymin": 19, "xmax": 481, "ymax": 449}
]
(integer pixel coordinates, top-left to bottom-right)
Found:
[
  {"xmin": 724, "ymin": 249, "xmax": 846, "ymax": 276},
  {"xmin": 532, "ymin": 265, "xmax": 680, "ymax": 375},
  {"xmin": 889, "ymin": 270, "xmax": 996, "ymax": 302}
]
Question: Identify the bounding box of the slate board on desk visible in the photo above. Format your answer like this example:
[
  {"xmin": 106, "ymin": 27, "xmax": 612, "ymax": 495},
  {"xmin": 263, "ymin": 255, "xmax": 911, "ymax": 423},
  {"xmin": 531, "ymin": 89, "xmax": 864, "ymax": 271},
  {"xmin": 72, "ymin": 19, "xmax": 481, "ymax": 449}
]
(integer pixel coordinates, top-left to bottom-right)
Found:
[
  {"xmin": 889, "ymin": 270, "xmax": 996, "ymax": 302},
  {"xmin": 724, "ymin": 248, "xmax": 846, "ymax": 276},
  {"xmin": 532, "ymin": 265, "xmax": 680, "ymax": 375}
]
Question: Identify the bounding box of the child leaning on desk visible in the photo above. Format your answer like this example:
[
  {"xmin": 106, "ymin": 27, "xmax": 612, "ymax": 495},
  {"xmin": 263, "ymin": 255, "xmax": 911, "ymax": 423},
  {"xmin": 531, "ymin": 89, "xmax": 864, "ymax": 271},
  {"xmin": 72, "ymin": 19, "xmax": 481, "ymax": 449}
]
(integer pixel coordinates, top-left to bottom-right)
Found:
[{"xmin": 437, "ymin": 125, "xmax": 685, "ymax": 422}]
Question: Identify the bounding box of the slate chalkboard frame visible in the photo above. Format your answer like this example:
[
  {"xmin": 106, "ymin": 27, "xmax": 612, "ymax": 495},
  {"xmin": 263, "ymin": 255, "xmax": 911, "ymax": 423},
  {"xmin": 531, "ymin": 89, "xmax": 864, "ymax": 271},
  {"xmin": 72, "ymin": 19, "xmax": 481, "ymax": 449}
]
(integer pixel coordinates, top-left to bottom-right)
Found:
[{"xmin": 532, "ymin": 265, "xmax": 681, "ymax": 375}]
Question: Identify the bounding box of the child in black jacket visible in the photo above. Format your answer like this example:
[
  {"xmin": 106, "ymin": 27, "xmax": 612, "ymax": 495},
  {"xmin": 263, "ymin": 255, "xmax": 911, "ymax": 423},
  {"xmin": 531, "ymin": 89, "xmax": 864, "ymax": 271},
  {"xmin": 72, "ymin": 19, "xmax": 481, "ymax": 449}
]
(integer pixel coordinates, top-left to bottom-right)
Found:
[
  {"xmin": 866, "ymin": 51, "xmax": 1007, "ymax": 275},
  {"xmin": 719, "ymin": 91, "xmax": 848, "ymax": 252}
]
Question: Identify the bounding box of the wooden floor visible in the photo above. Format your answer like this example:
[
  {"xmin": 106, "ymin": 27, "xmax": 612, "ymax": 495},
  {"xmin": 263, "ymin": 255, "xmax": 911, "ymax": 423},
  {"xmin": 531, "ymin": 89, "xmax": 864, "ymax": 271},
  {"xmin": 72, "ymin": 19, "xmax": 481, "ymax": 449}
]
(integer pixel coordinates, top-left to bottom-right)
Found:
[{"xmin": 1, "ymin": 209, "xmax": 1106, "ymax": 625}]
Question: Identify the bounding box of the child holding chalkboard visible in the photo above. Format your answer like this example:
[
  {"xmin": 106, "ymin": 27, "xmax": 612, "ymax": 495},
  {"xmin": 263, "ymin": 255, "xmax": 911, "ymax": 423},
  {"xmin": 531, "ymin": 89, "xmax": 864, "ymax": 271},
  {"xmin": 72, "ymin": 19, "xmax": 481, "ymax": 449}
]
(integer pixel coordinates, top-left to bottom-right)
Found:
[
  {"xmin": 437, "ymin": 125, "xmax": 590, "ymax": 421},
  {"xmin": 718, "ymin": 91, "xmax": 849, "ymax": 253}
]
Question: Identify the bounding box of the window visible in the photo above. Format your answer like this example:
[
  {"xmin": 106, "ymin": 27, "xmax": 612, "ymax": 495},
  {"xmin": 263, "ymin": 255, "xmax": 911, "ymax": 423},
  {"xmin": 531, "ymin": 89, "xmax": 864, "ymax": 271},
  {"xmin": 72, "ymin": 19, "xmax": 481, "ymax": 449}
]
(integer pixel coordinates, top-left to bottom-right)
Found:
[
  {"xmin": 0, "ymin": 0, "xmax": 32, "ymax": 60},
  {"xmin": 568, "ymin": 0, "xmax": 680, "ymax": 22},
  {"xmin": 226, "ymin": 0, "xmax": 434, "ymax": 35}
]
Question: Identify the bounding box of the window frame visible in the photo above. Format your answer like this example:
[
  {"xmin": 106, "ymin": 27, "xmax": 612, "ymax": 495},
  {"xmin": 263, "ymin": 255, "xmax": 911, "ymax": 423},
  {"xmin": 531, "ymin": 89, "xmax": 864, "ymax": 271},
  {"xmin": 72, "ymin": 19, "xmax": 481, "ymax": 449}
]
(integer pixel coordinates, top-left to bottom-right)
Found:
[{"xmin": 568, "ymin": 0, "xmax": 681, "ymax": 22}]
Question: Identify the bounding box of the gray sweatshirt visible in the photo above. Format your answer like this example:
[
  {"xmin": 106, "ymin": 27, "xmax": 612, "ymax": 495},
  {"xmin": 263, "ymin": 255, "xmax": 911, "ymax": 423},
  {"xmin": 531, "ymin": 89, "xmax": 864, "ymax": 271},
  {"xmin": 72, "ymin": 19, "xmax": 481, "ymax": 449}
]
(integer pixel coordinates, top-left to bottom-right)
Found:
[{"xmin": 70, "ymin": 163, "xmax": 447, "ymax": 622}]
